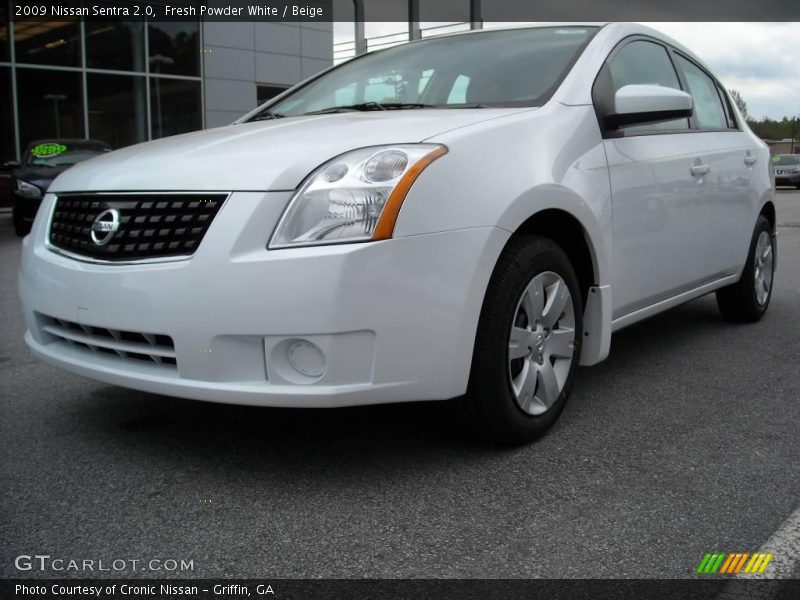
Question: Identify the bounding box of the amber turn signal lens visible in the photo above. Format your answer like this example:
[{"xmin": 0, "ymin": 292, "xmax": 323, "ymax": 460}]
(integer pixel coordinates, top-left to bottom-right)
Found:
[{"xmin": 372, "ymin": 146, "xmax": 448, "ymax": 241}]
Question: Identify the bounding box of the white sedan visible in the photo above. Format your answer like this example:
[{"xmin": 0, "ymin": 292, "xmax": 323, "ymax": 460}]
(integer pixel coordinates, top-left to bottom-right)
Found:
[{"xmin": 19, "ymin": 23, "xmax": 775, "ymax": 444}]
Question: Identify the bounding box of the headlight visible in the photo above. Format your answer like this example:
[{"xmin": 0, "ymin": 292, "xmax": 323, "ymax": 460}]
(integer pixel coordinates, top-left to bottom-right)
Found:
[
  {"xmin": 16, "ymin": 180, "xmax": 43, "ymax": 199},
  {"xmin": 269, "ymin": 144, "xmax": 447, "ymax": 248}
]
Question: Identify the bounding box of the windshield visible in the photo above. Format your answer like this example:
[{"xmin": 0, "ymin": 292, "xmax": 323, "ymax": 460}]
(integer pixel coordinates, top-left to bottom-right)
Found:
[
  {"xmin": 24, "ymin": 143, "xmax": 108, "ymax": 168},
  {"xmin": 250, "ymin": 26, "xmax": 598, "ymax": 119},
  {"xmin": 773, "ymin": 154, "xmax": 800, "ymax": 166}
]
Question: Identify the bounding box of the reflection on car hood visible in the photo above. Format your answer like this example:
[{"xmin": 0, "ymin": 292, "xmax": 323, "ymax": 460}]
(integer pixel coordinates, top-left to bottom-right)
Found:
[{"xmin": 49, "ymin": 109, "xmax": 528, "ymax": 192}]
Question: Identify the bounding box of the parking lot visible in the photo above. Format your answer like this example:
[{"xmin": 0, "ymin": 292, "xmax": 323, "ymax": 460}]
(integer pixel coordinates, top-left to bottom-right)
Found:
[{"xmin": 1, "ymin": 191, "xmax": 799, "ymax": 579}]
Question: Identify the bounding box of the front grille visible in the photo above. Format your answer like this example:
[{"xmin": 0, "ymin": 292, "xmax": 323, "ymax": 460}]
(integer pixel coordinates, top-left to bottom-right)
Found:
[
  {"xmin": 49, "ymin": 194, "xmax": 227, "ymax": 261},
  {"xmin": 40, "ymin": 314, "xmax": 177, "ymax": 367}
]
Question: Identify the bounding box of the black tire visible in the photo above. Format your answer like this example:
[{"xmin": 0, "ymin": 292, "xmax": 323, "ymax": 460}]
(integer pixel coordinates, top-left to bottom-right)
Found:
[
  {"xmin": 13, "ymin": 208, "xmax": 31, "ymax": 237},
  {"xmin": 456, "ymin": 235, "xmax": 583, "ymax": 445},
  {"xmin": 716, "ymin": 215, "xmax": 774, "ymax": 322}
]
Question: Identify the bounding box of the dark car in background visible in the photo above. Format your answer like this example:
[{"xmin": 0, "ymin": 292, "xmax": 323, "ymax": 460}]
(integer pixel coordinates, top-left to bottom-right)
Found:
[
  {"xmin": 12, "ymin": 139, "xmax": 111, "ymax": 236},
  {"xmin": 773, "ymin": 153, "xmax": 800, "ymax": 189},
  {"xmin": 0, "ymin": 161, "xmax": 15, "ymax": 209}
]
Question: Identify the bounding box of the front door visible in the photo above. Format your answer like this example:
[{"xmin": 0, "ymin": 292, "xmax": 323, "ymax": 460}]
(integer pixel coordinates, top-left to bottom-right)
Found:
[{"xmin": 597, "ymin": 38, "xmax": 713, "ymax": 319}]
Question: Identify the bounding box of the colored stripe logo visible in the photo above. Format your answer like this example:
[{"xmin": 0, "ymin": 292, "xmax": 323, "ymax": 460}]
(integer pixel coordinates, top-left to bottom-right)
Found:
[{"xmin": 696, "ymin": 552, "xmax": 773, "ymax": 574}]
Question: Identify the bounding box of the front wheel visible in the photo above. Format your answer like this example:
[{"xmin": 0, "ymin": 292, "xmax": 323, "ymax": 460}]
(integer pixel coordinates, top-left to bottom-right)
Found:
[
  {"xmin": 457, "ymin": 235, "xmax": 583, "ymax": 445},
  {"xmin": 716, "ymin": 215, "xmax": 774, "ymax": 322}
]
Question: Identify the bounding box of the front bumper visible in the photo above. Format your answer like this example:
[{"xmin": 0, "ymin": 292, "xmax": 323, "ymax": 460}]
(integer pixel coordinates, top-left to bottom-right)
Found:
[
  {"xmin": 13, "ymin": 192, "xmax": 43, "ymax": 222},
  {"xmin": 20, "ymin": 193, "xmax": 508, "ymax": 407},
  {"xmin": 775, "ymin": 172, "xmax": 800, "ymax": 186}
]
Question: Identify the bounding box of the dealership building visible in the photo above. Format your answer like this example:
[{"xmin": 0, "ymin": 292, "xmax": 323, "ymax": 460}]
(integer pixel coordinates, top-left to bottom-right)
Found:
[{"xmin": 0, "ymin": 4, "xmax": 333, "ymax": 162}]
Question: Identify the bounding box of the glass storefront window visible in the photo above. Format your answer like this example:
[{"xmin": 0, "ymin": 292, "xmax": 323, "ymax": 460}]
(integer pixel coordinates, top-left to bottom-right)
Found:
[
  {"xmin": 148, "ymin": 22, "xmax": 199, "ymax": 77},
  {"xmin": 0, "ymin": 67, "xmax": 14, "ymax": 161},
  {"xmin": 257, "ymin": 84, "xmax": 290, "ymax": 105},
  {"xmin": 16, "ymin": 68, "xmax": 83, "ymax": 147},
  {"xmin": 150, "ymin": 78, "xmax": 201, "ymax": 139},
  {"xmin": 86, "ymin": 20, "xmax": 145, "ymax": 72},
  {"xmin": 88, "ymin": 73, "xmax": 147, "ymax": 149},
  {"xmin": 14, "ymin": 19, "xmax": 80, "ymax": 66},
  {"xmin": 5, "ymin": 17, "xmax": 205, "ymax": 159}
]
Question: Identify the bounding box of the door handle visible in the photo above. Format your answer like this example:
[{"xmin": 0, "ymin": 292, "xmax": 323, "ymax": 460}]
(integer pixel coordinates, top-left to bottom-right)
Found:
[
  {"xmin": 744, "ymin": 154, "xmax": 757, "ymax": 166},
  {"xmin": 690, "ymin": 164, "xmax": 710, "ymax": 176}
]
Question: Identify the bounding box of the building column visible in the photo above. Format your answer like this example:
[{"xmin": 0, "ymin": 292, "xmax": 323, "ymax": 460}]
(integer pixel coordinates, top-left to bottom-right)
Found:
[
  {"xmin": 353, "ymin": 0, "xmax": 367, "ymax": 55},
  {"xmin": 470, "ymin": 0, "xmax": 483, "ymax": 30},
  {"xmin": 409, "ymin": 0, "xmax": 421, "ymax": 41}
]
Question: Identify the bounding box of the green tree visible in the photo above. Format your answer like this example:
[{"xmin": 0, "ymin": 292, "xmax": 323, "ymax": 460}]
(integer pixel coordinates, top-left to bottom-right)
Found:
[
  {"xmin": 747, "ymin": 117, "xmax": 795, "ymax": 141},
  {"xmin": 729, "ymin": 89, "xmax": 749, "ymax": 120}
]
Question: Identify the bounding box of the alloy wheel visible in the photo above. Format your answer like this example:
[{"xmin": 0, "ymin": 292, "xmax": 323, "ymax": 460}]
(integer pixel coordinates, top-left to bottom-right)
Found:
[
  {"xmin": 508, "ymin": 271, "xmax": 576, "ymax": 415},
  {"xmin": 753, "ymin": 231, "xmax": 774, "ymax": 306}
]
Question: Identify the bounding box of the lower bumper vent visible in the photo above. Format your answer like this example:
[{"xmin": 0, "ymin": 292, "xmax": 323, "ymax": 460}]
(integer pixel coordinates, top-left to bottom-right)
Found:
[{"xmin": 39, "ymin": 315, "xmax": 177, "ymax": 367}]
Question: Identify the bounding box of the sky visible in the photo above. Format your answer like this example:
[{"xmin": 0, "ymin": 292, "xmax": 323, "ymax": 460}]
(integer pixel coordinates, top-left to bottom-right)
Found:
[{"xmin": 332, "ymin": 22, "xmax": 800, "ymax": 121}]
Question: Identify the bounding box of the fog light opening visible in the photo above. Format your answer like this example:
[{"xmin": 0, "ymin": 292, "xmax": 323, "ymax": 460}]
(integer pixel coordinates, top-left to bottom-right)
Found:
[{"xmin": 287, "ymin": 339, "xmax": 326, "ymax": 379}]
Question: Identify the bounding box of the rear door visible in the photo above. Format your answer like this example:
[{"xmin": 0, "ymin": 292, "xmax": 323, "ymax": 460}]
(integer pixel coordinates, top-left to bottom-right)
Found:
[
  {"xmin": 671, "ymin": 53, "xmax": 759, "ymax": 279},
  {"xmin": 595, "ymin": 38, "xmax": 712, "ymax": 319}
]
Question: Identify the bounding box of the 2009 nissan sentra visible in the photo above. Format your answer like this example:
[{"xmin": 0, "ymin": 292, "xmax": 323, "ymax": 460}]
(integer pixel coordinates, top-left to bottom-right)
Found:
[{"xmin": 19, "ymin": 24, "xmax": 776, "ymax": 444}]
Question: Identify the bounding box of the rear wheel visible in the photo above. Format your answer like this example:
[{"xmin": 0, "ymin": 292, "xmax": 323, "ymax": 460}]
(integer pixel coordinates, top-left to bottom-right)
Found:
[
  {"xmin": 716, "ymin": 215, "xmax": 774, "ymax": 322},
  {"xmin": 457, "ymin": 235, "xmax": 583, "ymax": 445}
]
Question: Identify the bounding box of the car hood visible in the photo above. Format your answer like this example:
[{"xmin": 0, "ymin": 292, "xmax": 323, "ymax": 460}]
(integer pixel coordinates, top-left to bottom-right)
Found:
[
  {"xmin": 50, "ymin": 109, "xmax": 524, "ymax": 193},
  {"xmin": 15, "ymin": 165, "xmax": 69, "ymax": 192}
]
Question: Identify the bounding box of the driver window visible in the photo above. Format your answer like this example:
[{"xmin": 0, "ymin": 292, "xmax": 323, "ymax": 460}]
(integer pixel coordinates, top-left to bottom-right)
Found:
[{"xmin": 609, "ymin": 40, "xmax": 689, "ymax": 131}]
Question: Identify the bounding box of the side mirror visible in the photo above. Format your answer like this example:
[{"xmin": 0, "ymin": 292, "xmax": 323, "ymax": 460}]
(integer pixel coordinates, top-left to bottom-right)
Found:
[{"xmin": 605, "ymin": 84, "xmax": 693, "ymax": 129}]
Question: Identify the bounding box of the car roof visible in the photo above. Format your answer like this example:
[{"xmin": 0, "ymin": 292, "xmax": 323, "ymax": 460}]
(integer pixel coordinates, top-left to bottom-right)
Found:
[
  {"xmin": 405, "ymin": 23, "xmax": 707, "ymax": 72},
  {"xmin": 380, "ymin": 23, "xmax": 711, "ymax": 97},
  {"xmin": 406, "ymin": 23, "xmax": 692, "ymax": 52}
]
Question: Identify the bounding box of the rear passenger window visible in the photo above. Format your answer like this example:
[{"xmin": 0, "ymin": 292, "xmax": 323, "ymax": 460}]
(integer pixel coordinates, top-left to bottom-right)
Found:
[
  {"xmin": 675, "ymin": 55, "xmax": 728, "ymax": 130},
  {"xmin": 609, "ymin": 41, "xmax": 689, "ymax": 132}
]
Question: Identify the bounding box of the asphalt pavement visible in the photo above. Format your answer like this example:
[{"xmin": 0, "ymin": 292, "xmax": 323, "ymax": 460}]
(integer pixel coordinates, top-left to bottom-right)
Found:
[{"xmin": 1, "ymin": 191, "xmax": 799, "ymax": 579}]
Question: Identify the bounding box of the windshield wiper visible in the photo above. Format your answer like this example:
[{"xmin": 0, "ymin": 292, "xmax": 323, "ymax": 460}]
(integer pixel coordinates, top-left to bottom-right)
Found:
[
  {"xmin": 303, "ymin": 101, "xmax": 438, "ymax": 116},
  {"xmin": 378, "ymin": 102, "xmax": 438, "ymax": 110},
  {"xmin": 450, "ymin": 103, "xmax": 493, "ymax": 109},
  {"xmin": 250, "ymin": 111, "xmax": 286, "ymax": 121},
  {"xmin": 303, "ymin": 102, "xmax": 386, "ymax": 115}
]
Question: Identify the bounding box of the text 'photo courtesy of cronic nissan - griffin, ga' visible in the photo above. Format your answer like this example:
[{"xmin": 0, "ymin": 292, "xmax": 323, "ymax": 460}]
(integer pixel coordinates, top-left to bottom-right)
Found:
[{"xmin": 19, "ymin": 23, "xmax": 775, "ymax": 444}]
